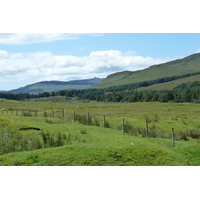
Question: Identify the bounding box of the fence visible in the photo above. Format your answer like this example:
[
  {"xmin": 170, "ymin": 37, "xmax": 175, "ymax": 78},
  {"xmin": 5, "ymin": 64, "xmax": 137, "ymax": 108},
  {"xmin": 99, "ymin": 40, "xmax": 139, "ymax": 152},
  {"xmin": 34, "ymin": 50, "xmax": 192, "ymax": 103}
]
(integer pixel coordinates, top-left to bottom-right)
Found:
[{"xmin": 1, "ymin": 107, "xmax": 198, "ymax": 146}]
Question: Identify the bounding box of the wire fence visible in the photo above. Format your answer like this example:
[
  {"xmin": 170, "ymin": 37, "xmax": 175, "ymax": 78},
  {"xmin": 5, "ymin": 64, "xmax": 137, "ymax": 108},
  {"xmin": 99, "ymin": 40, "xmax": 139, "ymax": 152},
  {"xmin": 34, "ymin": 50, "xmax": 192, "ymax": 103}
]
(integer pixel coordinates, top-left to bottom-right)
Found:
[{"xmin": 1, "ymin": 107, "xmax": 200, "ymax": 145}]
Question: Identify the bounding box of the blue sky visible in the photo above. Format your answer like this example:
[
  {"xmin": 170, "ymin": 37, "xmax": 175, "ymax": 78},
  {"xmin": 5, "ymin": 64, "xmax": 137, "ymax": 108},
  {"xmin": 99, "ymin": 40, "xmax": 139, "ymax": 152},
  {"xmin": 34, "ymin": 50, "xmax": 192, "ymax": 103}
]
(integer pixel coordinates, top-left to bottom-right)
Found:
[
  {"xmin": 1, "ymin": 33, "xmax": 200, "ymax": 57},
  {"xmin": 0, "ymin": 33, "xmax": 200, "ymax": 90}
]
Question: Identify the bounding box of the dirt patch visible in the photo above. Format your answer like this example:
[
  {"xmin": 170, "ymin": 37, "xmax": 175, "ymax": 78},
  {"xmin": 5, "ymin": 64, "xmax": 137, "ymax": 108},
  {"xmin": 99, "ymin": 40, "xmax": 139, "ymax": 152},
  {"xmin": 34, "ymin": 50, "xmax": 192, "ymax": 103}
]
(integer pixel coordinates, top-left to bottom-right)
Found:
[{"xmin": 20, "ymin": 127, "xmax": 41, "ymax": 131}]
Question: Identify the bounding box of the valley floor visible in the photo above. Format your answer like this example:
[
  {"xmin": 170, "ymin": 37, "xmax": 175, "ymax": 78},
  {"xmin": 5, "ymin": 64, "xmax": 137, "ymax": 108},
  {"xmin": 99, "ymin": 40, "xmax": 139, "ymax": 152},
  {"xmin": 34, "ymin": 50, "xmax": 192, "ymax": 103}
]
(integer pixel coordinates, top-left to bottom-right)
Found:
[{"xmin": 0, "ymin": 99, "xmax": 200, "ymax": 166}]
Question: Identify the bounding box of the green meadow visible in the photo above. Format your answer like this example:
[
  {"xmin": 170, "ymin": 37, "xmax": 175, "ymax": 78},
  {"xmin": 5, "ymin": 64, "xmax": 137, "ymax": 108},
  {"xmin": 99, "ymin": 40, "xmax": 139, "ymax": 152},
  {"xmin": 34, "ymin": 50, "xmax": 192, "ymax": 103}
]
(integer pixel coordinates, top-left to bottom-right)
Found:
[{"xmin": 0, "ymin": 98, "xmax": 200, "ymax": 166}]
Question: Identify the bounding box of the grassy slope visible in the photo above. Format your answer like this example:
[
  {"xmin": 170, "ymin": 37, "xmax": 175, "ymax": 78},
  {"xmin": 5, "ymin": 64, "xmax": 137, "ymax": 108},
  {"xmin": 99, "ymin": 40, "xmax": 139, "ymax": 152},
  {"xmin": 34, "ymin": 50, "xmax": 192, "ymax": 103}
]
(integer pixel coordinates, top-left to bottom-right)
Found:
[
  {"xmin": 137, "ymin": 73, "xmax": 200, "ymax": 91},
  {"xmin": 95, "ymin": 53, "xmax": 200, "ymax": 88},
  {"xmin": 30, "ymin": 83, "xmax": 93, "ymax": 91},
  {"xmin": 9, "ymin": 78, "xmax": 104, "ymax": 93},
  {"xmin": 0, "ymin": 100, "xmax": 200, "ymax": 166},
  {"xmin": 0, "ymin": 115, "xmax": 192, "ymax": 166}
]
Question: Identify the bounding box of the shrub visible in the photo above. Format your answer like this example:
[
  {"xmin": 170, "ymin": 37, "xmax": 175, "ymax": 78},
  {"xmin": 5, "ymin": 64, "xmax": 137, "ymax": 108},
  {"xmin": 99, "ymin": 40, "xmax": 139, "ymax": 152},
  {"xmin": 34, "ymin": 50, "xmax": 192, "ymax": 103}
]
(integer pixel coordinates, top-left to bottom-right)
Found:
[
  {"xmin": 91, "ymin": 117, "xmax": 100, "ymax": 127},
  {"xmin": 118, "ymin": 121, "xmax": 138, "ymax": 136},
  {"xmin": 80, "ymin": 128, "xmax": 87, "ymax": 134},
  {"xmin": 178, "ymin": 131, "xmax": 189, "ymax": 140},
  {"xmin": 188, "ymin": 129, "xmax": 200, "ymax": 139},
  {"xmin": 75, "ymin": 114, "xmax": 88, "ymax": 125}
]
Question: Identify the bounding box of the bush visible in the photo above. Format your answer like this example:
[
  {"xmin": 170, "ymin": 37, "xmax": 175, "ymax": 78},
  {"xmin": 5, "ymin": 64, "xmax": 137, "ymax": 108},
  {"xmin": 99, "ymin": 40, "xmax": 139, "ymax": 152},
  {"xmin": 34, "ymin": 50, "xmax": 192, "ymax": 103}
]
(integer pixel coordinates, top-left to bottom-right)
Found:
[
  {"xmin": 91, "ymin": 117, "xmax": 100, "ymax": 127},
  {"xmin": 188, "ymin": 129, "xmax": 200, "ymax": 139},
  {"xmin": 75, "ymin": 114, "xmax": 89, "ymax": 125},
  {"xmin": 80, "ymin": 128, "xmax": 87, "ymax": 134},
  {"xmin": 118, "ymin": 121, "xmax": 138, "ymax": 136}
]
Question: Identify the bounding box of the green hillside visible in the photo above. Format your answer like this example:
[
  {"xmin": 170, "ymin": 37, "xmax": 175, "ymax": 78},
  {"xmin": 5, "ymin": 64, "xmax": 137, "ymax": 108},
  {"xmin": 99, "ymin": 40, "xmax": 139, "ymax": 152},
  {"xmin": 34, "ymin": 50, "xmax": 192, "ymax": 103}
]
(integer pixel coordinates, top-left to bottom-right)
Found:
[
  {"xmin": 7, "ymin": 77, "xmax": 104, "ymax": 94},
  {"xmin": 138, "ymin": 73, "xmax": 200, "ymax": 91},
  {"xmin": 95, "ymin": 53, "xmax": 200, "ymax": 88}
]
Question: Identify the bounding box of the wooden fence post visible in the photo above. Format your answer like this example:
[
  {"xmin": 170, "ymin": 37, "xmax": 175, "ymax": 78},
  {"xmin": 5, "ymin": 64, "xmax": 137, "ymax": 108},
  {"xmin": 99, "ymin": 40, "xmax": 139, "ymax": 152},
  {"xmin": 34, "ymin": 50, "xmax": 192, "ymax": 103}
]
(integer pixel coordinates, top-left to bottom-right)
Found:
[
  {"xmin": 103, "ymin": 115, "xmax": 105, "ymax": 128},
  {"xmin": 171, "ymin": 128, "xmax": 175, "ymax": 147},
  {"xmin": 62, "ymin": 109, "xmax": 64, "ymax": 118},
  {"xmin": 145, "ymin": 120, "xmax": 149, "ymax": 137},
  {"xmin": 122, "ymin": 118, "xmax": 125, "ymax": 135},
  {"xmin": 87, "ymin": 112, "xmax": 90, "ymax": 125},
  {"xmin": 73, "ymin": 111, "xmax": 76, "ymax": 121}
]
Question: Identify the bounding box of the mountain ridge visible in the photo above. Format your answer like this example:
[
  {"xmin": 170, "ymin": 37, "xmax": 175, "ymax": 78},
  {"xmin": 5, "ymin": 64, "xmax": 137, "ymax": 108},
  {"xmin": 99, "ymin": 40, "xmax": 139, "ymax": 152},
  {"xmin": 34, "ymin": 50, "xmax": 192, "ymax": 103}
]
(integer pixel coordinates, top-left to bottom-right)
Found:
[
  {"xmin": 4, "ymin": 77, "xmax": 104, "ymax": 94},
  {"xmin": 95, "ymin": 53, "xmax": 200, "ymax": 89}
]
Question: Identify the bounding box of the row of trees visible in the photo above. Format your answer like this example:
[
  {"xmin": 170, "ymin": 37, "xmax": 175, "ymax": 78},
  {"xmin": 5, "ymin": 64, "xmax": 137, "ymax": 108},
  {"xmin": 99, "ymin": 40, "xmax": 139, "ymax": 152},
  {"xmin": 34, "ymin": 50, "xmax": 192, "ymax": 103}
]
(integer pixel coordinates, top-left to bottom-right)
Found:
[
  {"xmin": 1, "ymin": 74, "xmax": 200, "ymax": 103},
  {"xmin": 94, "ymin": 82, "xmax": 200, "ymax": 103},
  {"xmin": 94, "ymin": 88, "xmax": 200, "ymax": 103},
  {"xmin": 0, "ymin": 89, "xmax": 83, "ymax": 101}
]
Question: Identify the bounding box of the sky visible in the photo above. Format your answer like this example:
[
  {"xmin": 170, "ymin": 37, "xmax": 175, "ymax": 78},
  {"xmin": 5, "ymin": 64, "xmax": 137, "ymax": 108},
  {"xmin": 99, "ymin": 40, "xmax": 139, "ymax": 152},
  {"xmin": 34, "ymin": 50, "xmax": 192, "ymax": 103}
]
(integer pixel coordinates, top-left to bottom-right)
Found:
[{"xmin": 1, "ymin": 33, "xmax": 200, "ymax": 90}]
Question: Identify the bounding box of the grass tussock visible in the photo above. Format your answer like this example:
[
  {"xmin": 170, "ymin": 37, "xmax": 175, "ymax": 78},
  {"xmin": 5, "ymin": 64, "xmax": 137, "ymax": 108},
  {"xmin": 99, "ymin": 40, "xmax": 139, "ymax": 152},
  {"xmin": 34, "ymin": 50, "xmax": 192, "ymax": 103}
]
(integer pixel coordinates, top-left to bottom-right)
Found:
[{"xmin": 0, "ymin": 129, "xmax": 73, "ymax": 155}]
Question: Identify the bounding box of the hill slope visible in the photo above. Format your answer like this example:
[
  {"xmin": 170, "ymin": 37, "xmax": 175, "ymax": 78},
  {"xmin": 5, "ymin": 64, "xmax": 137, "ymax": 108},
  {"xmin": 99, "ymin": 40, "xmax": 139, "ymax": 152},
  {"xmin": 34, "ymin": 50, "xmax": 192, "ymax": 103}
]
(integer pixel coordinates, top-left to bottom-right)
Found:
[
  {"xmin": 7, "ymin": 77, "xmax": 104, "ymax": 94},
  {"xmin": 137, "ymin": 73, "xmax": 200, "ymax": 91},
  {"xmin": 95, "ymin": 53, "xmax": 200, "ymax": 89}
]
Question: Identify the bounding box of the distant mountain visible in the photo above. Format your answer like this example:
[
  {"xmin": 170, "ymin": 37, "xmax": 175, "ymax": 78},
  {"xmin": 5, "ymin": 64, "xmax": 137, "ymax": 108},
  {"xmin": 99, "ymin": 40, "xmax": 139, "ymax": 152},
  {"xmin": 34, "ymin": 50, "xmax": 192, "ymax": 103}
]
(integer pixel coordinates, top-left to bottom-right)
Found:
[
  {"xmin": 95, "ymin": 53, "xmax": 200, "ymax": 89},
  {"xmin": 6, "ymin": 77, "xmax": 104, "ymax": 94}
]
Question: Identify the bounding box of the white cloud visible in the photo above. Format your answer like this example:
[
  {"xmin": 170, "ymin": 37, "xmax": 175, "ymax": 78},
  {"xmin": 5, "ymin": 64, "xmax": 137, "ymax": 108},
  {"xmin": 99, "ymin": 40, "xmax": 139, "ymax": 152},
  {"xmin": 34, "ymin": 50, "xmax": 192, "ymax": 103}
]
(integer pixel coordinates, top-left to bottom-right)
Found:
[
  {"xmin": 0, "ymin": 33, "xmax": 99, "ymax": 45},
  {"xmin": 0, "ymin": 49, "xmax": 175, "ymax": 90},
  {"xmin": 195, "ymin": 47, "xmax": 200, "ymax": 53}
]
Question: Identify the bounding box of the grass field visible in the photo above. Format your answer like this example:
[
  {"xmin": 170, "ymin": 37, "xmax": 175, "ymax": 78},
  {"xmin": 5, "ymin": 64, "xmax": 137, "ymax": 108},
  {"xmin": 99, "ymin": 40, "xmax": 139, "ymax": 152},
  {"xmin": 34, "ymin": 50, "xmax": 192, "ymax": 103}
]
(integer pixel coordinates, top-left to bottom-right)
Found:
[{"xmin": 0, "ymin": 99, "xmax": 200, "ymax": 166}]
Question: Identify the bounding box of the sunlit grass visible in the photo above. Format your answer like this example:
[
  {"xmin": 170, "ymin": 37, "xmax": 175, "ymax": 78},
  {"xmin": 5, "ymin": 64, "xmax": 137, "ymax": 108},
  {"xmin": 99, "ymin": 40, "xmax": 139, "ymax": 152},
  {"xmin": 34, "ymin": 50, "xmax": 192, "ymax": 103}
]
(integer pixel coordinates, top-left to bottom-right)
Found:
[{"xmin": 0, "ymin": 100, "xmax": 200, "ymax": 165}]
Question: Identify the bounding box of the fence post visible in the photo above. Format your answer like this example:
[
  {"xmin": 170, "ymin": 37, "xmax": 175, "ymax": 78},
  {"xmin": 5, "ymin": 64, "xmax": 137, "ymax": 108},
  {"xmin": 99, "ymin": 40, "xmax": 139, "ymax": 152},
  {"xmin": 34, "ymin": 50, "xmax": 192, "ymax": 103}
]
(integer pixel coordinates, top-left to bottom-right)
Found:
[
  {"xmin": 171, "ymin": 128, "xmax": 175, "ymax": 147},
  {"xmin": 145, "ymin": 120, "xmax": 149, "ymax": 137},
  {"xmin": 122, "ymin": 118, "xmax": 125, "ymax": 135},
  {"xmin": 103, "ymin": 115, "xmax": 105, "ymax": 128},
  {"xmin": 87, "ymin": 112, "xmax": 90, "ymax": 125},
  {"xmin": 62, "ymin": 109, "xmax": 64, "ymax": 118},
  {"xmin": 73, "ymin": 111, "xmax": 76, "ymax": 121}
]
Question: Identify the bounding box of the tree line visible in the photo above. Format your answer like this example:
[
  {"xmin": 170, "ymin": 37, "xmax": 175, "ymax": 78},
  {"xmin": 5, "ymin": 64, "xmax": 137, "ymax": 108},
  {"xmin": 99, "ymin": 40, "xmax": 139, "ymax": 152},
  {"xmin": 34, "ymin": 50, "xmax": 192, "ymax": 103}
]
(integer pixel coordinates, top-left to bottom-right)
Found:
[
  {"xmin": 93, "ymin": 81, "xmax": 200, "ymax": 103},
  {"xmin": 1, "ymin": 72, "xmax": 200, "ymax": 103}
]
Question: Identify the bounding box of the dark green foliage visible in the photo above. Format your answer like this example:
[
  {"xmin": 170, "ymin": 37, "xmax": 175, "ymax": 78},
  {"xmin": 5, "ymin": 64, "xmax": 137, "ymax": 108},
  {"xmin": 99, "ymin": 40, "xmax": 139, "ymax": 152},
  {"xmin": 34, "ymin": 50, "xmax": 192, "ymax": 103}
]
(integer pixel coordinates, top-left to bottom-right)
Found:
[
  {"xmin": 80, "ymin": 128, "xmax": 87, "ymax": 134},
  {"xmin": 0, "ymin": 129, "xmax": 72, "ymax": 155},
  {"xmin": 123, "ymin": 121, "xmax": 138, "ymax": 136},
  {"xmin": 91, "ymin": 117, "xmax": 100, "ymax": 127},
  {"xmin": 187, "ymin": 129, "xmax": 200, "ymax": 139},
  {"xmin": 92, "ymin": 81, "xmax": 200, "ymax": 103},
  {"xmin": 104, "ymin": 121, "xmax": 110, "ymax": 128},
  {"xmin": 74, "ymin": 113, "xmax": 89, "ymax": 125}
]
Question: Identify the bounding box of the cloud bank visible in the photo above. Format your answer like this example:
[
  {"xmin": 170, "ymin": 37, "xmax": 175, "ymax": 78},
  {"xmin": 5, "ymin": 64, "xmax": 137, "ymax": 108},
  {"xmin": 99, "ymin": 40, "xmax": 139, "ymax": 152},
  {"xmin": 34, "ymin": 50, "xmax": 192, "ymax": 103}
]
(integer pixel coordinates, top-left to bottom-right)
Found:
[
  {"xmin": 0, "ymin": 49, "xmax": 174, "ymax": 90},
  {"xmin": 0, "ymin": 33, "xmax": 101, "ymax": 45}
]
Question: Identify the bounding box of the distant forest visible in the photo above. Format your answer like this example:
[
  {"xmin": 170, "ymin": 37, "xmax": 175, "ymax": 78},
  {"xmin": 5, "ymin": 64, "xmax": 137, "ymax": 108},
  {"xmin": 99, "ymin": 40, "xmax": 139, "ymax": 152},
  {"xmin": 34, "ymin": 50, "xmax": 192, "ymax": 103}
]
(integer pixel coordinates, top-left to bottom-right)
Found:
[{"xmin": 1, "ymin": 72, "xmax": 200, "ymax": 103}]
